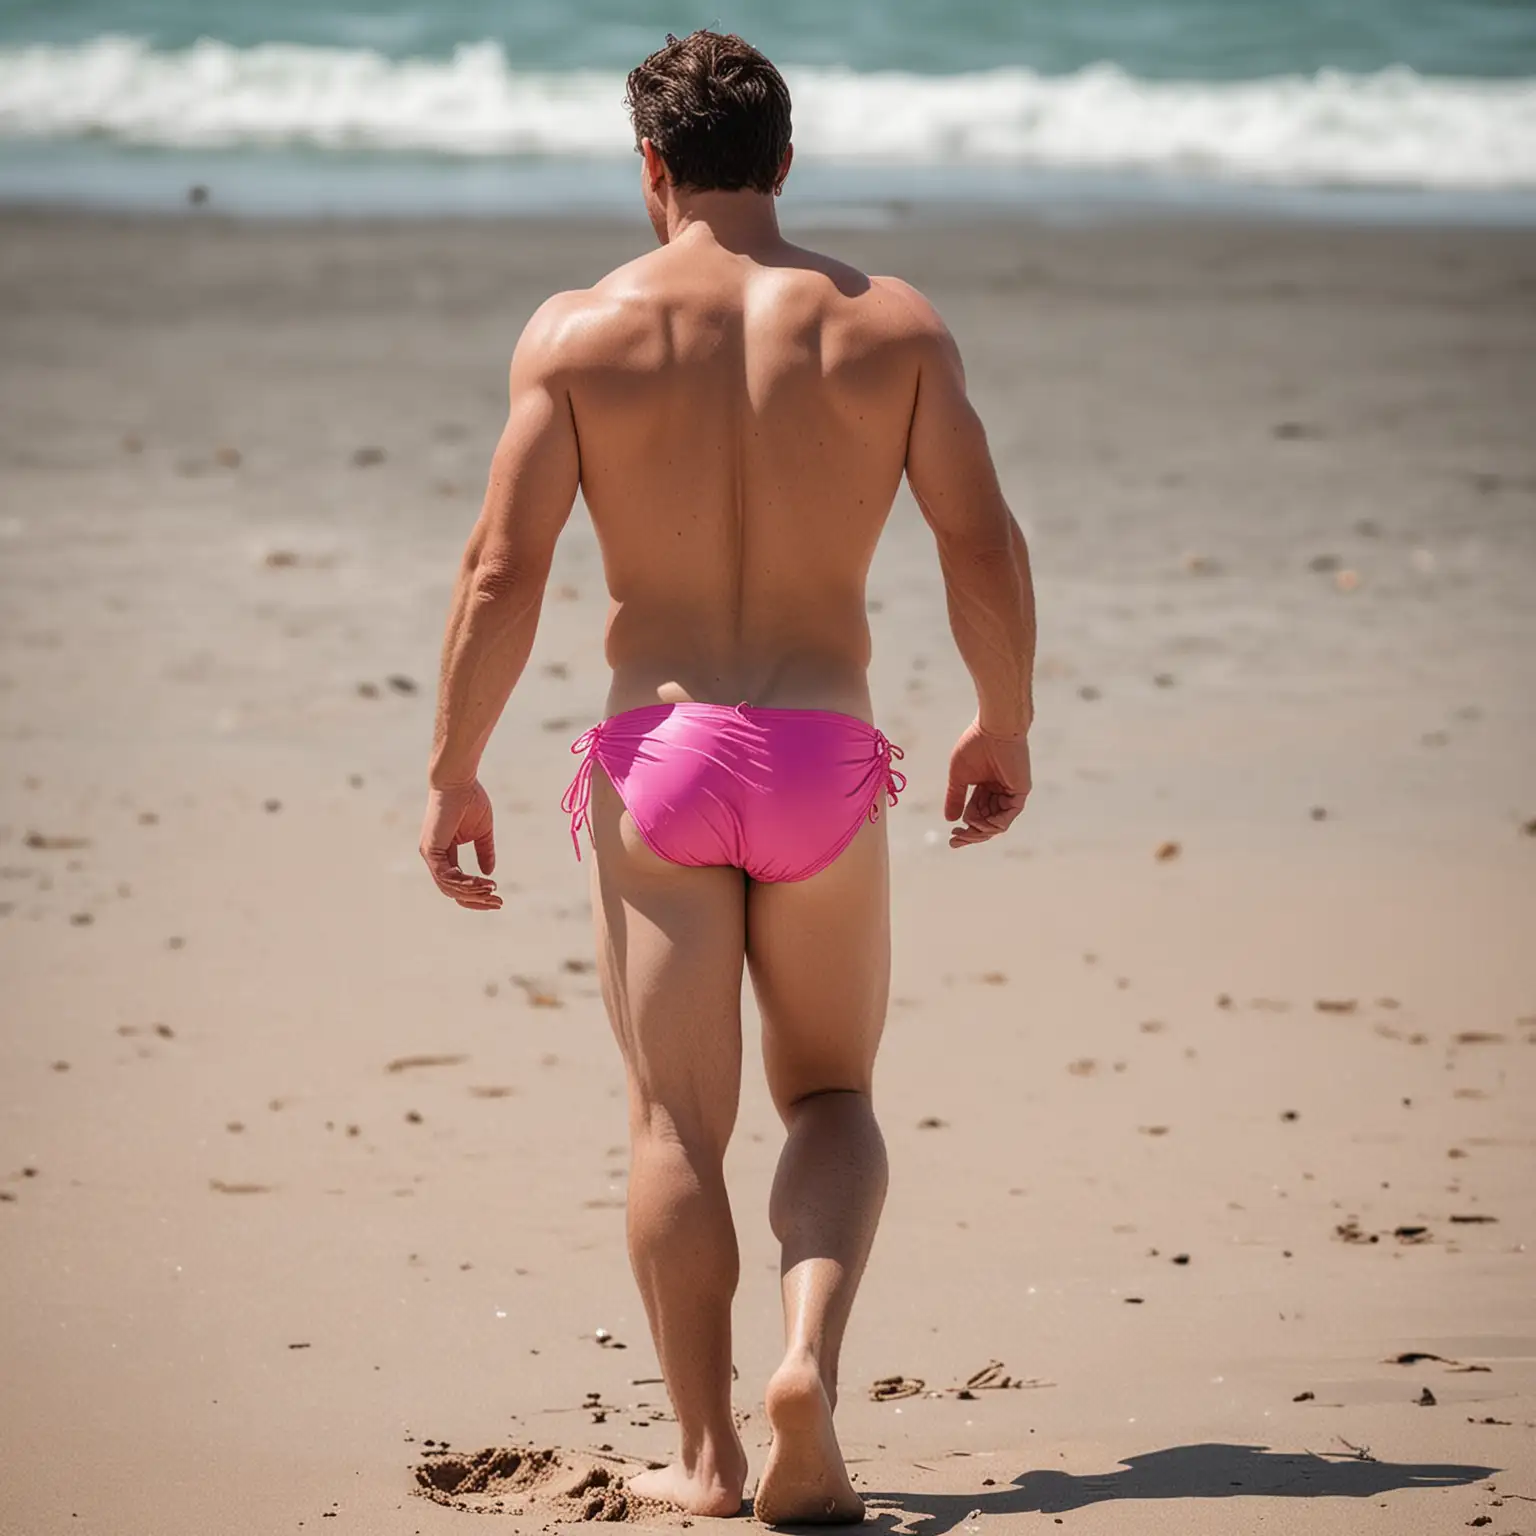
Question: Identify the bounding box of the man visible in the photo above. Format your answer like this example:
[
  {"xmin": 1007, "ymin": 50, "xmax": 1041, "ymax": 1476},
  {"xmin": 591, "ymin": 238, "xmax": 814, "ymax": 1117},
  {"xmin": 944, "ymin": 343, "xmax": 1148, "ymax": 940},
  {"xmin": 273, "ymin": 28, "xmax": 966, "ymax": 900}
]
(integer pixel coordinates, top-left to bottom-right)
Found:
[{"xmin": 419, "ymin": 30, "xmax": 1035, "ymax": 1525}]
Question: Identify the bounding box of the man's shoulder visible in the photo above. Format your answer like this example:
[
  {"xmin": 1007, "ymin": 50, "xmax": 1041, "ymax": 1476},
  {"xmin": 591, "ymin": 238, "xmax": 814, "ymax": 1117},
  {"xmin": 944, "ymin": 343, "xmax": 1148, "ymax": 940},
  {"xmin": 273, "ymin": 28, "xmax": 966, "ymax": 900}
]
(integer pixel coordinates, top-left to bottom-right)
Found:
[
  {"xmin": 511, "ymin": 277, "xmax": 655, "ymax": 378},
  {"xmin": 864, "ymin": 274, "xmax": 949, "ymax": 342},
  {"xmin": 772, "ymin": 243, "xmax": 945, "ymax": 331}
]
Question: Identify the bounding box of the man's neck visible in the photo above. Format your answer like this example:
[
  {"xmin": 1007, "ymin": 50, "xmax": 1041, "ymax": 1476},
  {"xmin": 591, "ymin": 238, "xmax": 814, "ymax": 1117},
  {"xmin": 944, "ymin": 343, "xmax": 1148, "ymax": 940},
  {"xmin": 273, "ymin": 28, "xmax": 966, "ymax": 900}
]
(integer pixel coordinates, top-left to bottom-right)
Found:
[{"xmin": 664, "ymin": 191, "xmax": 784, "ymax": 254}]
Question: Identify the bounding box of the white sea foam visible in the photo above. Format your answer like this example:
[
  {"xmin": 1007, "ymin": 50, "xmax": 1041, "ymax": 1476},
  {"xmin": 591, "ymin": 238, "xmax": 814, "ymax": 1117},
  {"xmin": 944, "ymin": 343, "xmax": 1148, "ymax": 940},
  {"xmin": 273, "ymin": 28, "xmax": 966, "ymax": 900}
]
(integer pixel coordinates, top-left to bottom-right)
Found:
[{"xmin": 1, "ymin": 36, "xmax": 1533, "ymax": 189}]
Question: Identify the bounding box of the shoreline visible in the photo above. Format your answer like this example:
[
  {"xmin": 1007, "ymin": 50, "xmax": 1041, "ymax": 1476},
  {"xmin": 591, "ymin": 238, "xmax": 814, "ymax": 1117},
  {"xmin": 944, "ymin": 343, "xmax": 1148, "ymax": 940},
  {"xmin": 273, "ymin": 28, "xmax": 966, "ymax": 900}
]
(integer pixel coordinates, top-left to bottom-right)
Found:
[
  {"xmin": 4, "ymin": 145, "xmax": 1536, "ymax": 230},
  {"xmin": 8, "ymin": 201, "xmax": 1536, "ymax": 247},
  {"xmin": 8, "ymin": 199, "xmax": 1536, "ymax": 232}
]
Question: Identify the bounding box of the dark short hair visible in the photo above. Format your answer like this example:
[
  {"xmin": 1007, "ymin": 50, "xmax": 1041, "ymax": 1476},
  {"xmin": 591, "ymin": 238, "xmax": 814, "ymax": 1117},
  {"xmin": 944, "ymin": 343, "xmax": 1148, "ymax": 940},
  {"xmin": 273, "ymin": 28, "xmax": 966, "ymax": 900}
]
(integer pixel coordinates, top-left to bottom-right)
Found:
[{"xmin": 625, "ymin": 30, "xmax": 792, "ymax": 195}]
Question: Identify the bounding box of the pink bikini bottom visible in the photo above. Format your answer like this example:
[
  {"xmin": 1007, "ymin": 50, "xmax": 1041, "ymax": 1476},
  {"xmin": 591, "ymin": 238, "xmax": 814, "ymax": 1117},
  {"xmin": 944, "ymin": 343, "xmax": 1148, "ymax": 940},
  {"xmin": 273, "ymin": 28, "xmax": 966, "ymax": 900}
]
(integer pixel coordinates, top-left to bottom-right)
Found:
[{"xmin": 561, "ymin": 701, "xmax": 905, "ymax": 883}]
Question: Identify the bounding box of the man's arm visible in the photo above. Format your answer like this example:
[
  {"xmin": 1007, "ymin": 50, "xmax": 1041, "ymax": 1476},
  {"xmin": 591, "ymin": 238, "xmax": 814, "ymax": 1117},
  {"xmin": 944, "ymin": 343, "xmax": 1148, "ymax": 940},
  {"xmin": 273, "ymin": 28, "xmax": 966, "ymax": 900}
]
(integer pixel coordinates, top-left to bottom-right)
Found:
[
  {"xmin": 901, "ymin": 290, "xmax": 1035, "ymax": 736},
  {"xmin": 895, "ymin": 281, "xmax": 1037, "ymax": 845},
  {"xmin": 420, "ymin": 294, "xmax": 582, "ymax": 907}
]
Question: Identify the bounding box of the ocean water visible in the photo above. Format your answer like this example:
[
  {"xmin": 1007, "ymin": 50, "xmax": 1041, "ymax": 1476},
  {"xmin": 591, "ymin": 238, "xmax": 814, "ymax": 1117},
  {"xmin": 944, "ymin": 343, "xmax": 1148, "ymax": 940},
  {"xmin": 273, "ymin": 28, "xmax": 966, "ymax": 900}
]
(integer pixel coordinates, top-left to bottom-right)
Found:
[{"xmin": 1, "ymin": 0, "xmax": 1534, "ymax": 219}]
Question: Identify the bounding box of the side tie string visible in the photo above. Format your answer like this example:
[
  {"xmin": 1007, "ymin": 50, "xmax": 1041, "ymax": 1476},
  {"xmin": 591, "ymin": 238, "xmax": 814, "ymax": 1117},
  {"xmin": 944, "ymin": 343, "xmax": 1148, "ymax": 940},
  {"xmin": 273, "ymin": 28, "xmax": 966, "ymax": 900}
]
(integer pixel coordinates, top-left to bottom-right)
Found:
[
  {"xmin": 868, "ymin": 732, "xmax": 908, "ymax": 822},
  {"xmin": 560, "ymin": 723, "xmax": 603, "ymax": 859}
]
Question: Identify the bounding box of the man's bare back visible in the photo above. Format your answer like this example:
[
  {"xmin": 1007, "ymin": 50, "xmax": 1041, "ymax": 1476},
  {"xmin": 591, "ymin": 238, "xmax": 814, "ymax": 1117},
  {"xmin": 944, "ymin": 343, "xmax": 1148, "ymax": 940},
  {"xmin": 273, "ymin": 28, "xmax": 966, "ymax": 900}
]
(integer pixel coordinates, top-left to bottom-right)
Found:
[
  {"xmin": 546, "ymin": 235, "xmax": 933, "ymax": 719},
  {"xmin": 418, "ymin": 29, "xmax": 1035, "ymax": 1526}
]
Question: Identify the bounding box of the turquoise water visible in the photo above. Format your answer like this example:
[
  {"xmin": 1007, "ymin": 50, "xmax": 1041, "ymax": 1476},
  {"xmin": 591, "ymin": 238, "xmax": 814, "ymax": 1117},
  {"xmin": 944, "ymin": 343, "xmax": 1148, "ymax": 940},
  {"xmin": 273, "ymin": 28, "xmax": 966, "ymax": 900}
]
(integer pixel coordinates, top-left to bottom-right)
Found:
[
  {"xmin": 1, "ymin": 1, "xmax": 1534, "ymax": 216},
  {"xmin": 5, "ymin": 0, "xmax": 1533, "ymax": 78}
]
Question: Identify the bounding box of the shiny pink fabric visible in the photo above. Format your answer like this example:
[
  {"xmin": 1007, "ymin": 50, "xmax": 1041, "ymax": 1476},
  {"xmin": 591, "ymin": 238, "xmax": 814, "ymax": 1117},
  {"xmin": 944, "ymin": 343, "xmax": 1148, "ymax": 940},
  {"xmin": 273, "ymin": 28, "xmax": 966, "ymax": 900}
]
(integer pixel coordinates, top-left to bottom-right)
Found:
[{"xmin": 561, "ymin": 702, "xmax": 905, "ymax": 883}]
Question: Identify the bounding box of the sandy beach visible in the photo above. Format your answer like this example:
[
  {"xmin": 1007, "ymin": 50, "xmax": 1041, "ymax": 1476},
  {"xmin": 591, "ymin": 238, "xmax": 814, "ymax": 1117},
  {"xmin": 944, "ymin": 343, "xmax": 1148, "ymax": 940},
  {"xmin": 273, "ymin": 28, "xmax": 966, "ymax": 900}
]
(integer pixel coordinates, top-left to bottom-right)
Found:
[{"xmin": 1, "ymin": 209, "xmax": 1533, "ymax": 1534}]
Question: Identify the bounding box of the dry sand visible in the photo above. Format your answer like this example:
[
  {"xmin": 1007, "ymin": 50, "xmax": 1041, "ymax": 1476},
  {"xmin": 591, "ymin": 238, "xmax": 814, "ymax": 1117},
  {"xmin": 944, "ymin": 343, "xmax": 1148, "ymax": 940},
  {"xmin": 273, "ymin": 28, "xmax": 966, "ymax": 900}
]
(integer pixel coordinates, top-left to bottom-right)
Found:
[{"xmin": 0, "ymin": 210, "xmax": 1533, "ymax": 1534}]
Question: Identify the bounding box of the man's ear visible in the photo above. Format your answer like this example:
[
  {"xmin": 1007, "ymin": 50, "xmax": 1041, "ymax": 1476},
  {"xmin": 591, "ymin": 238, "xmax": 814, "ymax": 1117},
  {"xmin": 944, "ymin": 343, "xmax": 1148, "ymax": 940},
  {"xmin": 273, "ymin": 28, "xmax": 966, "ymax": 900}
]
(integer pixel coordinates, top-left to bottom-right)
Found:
[{"xmin": 641, "ymin": 137, "xmax": 669, "ymax": 191}]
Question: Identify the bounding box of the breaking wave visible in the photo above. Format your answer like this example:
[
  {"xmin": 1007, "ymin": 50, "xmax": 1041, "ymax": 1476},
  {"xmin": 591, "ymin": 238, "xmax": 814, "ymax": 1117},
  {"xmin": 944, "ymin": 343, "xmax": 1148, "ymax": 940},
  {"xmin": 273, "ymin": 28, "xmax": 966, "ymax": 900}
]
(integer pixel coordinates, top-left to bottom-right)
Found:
[{"xmin": 1, "ymin": 36, "xmax": 1533, "ymax": 189}]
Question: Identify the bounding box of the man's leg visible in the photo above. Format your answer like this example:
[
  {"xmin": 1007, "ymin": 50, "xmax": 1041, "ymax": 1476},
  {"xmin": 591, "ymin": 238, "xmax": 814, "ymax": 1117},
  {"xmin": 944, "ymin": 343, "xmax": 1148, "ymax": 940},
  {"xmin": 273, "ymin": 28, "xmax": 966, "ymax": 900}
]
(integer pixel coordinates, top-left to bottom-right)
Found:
[
  {"xmin": 588, "ymin": 769, "xmax": 750, "ymax": 1516},
  {"xmin": 746, "ymin": 816, "xmax": 891, "ymax": 1524}
]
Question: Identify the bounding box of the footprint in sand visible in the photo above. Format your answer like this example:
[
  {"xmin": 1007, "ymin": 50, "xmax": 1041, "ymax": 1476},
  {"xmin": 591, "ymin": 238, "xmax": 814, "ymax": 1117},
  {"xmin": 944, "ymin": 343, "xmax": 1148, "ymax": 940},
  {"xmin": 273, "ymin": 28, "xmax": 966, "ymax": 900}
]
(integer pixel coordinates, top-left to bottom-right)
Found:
[{"xmin": 413, "ymin": 1445, "xmax": 666, "ymax": 1523}]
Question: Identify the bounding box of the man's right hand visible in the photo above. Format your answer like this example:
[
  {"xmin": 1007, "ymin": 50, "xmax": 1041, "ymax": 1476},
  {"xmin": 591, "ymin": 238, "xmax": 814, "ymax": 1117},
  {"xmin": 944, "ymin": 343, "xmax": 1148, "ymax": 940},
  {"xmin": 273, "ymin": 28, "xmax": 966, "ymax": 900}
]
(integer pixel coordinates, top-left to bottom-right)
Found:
[
  {"xmin": 945, "ymin": 720, "xmax": 1031, "ymax": 848},
  {"xmin": 419, "ymin": 780, "xmax": 503, "ymax": 910}
]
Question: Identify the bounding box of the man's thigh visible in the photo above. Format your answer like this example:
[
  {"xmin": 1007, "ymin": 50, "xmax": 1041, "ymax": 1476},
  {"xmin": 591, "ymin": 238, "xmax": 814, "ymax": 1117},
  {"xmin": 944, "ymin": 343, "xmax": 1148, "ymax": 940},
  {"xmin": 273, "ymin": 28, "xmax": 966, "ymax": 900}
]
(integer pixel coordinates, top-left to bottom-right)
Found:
[
  {"xmin": 745, "ymin": 814, "xmax": 891, "ymax": 1115},
  {"xmin": 588, "ymin": 767, "xmax": 747, "ymax": 1152}
]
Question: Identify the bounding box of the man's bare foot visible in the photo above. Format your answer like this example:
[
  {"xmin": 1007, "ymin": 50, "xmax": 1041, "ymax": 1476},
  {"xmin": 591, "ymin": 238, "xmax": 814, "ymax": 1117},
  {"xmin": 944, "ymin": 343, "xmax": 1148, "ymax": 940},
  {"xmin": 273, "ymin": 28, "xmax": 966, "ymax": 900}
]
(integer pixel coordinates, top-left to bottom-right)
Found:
[
  {"xmin": 753, "ymin": 1354, "xmax": 864, "ymax": 1525},
  {"xmin": 627, "ymin": 1447, "xmax": 747, "ymax": 1518}
]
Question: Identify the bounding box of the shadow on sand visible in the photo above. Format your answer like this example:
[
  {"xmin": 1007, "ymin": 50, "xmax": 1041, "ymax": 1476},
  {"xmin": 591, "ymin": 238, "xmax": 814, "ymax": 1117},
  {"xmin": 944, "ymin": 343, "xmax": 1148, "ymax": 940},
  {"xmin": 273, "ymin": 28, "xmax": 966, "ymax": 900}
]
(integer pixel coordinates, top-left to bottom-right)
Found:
[{"xmin": 844, "ymin": 1442, "xmax": 1496, "ymax": 1535}]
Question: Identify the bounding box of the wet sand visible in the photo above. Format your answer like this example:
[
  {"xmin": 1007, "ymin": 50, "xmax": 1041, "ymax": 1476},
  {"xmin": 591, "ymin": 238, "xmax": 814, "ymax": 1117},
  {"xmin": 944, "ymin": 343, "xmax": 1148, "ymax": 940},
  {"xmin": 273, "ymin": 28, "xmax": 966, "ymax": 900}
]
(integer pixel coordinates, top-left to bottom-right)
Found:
[{"xmin": 0, "ymin": 209, "xmax": 1533, "ymax": 1533}]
